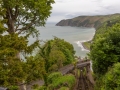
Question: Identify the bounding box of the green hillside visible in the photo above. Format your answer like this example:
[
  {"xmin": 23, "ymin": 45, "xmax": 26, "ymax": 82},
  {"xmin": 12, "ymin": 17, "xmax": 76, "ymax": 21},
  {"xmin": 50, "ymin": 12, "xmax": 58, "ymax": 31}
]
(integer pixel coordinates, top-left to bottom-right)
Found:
[
  {"xmin": 81, "ymin": 14, "xmax": 120, "ymax": 50},
  {"xmin": 56, "ymin": 13, "xmax": 120, "ymax": 29}
]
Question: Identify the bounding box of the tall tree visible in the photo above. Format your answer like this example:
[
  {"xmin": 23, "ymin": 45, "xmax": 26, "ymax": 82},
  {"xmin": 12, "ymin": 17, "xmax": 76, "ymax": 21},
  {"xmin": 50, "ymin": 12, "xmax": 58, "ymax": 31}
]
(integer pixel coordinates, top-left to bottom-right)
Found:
[
  {"xmin": 1, "ymin": 0, "xmax": 54, "ymax": 34},
  {"xmin": 0, "ymin": 0, "xmax": 55, "ymax": 89}
]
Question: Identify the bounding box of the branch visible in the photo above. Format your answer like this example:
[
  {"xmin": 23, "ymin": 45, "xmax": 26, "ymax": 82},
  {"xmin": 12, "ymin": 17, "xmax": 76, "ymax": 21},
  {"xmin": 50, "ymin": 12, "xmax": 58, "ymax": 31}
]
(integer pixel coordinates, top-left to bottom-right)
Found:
[
  {"xmin": 14, "ymin": 6, "xmax": 19, "ymax": 19},
  {"xmin": 12, "ymin": 5, "xmax": 19, "ymax": 21},
  {"xmin": 9, "ymin": 7, "xmax": 13, "ymax": 18},
  {"xmin": 17, "ymin": 23, "xmax": 33, "ymax": 34},
  {"xmin": 17, "ymin": 14, "xmax": 36, "ymax": 34},
  {"xmin": 15, "ymin": 21, "xmax": 20, "ymax": 32}
]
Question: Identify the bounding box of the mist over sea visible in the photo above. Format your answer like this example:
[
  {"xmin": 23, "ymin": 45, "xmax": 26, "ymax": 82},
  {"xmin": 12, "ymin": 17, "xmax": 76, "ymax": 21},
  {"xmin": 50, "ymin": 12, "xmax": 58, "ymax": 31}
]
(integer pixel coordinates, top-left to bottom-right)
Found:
[{"xmin": 30, "ymin": 23, "xmax": 95, "ymax": 58}]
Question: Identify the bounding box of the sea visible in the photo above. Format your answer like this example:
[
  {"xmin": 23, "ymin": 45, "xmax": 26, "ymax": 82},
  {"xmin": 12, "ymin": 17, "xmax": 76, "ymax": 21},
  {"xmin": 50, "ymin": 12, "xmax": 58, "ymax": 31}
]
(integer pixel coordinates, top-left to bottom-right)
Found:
[{"xmin": 30, "ymin": 23, "xmax": 95, "ymax": 58}]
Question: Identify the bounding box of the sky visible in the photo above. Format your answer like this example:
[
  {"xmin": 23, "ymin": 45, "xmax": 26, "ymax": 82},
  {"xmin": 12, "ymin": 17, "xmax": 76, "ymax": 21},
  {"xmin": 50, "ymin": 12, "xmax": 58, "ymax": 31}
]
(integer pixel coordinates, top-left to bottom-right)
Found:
[{"xmin": 47, "ymin": 0, "xmax": 120, "ymax": 23}]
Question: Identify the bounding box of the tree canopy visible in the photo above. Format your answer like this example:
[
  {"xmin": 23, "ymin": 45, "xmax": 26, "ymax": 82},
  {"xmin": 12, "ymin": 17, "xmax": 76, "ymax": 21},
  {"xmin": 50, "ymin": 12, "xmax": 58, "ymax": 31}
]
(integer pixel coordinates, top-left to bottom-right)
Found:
[
  {"xmin": 90, "ymin": 23, "xmax": 120, "ymax": 76},
  {"xmin": 0, "ymin": 0, "xmax": 55, "ymax": 89},
  {"xmin": 1, "ymin": 0, "xmax": 54, "ymax": 34},
  {"xmin": 35, "ymin": 37, "xmax": 75, "ymax": 86}
]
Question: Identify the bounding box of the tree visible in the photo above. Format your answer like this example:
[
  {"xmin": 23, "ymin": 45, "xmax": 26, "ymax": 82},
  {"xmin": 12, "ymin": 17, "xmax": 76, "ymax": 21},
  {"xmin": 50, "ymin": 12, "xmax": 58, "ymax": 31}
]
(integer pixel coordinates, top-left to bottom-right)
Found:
[
  {"xmin": 36, "ymin": 37, "xmax": 75, "ymax": 87},
  {"xmin": 0, "ymin": 0, "xmax": 55, "ymax": 89},
  {"xmin": 0, "ymin": 0, "xmax": 55, "ymax": 56},
  {"xmin": 1, "ymin": 0, "xmax": 54, "ymax": 34},
  {"xmin": 52, "ymin": 37, "xmax": 75, "ymax": 65},
  {"xmin": 38, "ymin": 37, "xmax": 75, "ymax": 72},
  {"xmin": 89, "ymin": 23, "xmax": 120, "ymax": 76},
  {"xmin": 101, "ymin": 63, "xmax": 120, "ymax": 90}
]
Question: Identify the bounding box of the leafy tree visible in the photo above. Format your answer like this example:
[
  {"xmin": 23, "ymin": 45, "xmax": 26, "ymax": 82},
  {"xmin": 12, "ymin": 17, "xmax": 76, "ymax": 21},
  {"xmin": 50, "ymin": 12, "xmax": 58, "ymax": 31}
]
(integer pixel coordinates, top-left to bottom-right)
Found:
[
  {"xmin": 49, "ymin": 50, "xmax": 66, "ymax": 71},
  {"xmin": 0, "ymin": 34, "xmax": 28, "ymax": 87},
  {"xmin": 38, "ymin": 37, "xmax": 75, "ymax": 72},
  {"xmin": 101, "ymin": 63, "xmax": 120, "ymax": 90},
  {"xmin": 51, "ymin": 37, "xmax": 75, "ymax": 65},
  {"xmin": 89, "ymin": 23, "xmax": 120, "ymax": 76},
  {"xmin": 36, "ymin": 37, "xmax": 75, "ymax": 87},
  {"xmin": 0, "ymin": 0, "xmax": 55, "ymax": 89},
  {"xmin": 1, "ymin": 0, "xmax": 54, "ymax": 34},
  {"xmin": 25, "ymin": 56, "xmax": 45, "ymax": 83}
]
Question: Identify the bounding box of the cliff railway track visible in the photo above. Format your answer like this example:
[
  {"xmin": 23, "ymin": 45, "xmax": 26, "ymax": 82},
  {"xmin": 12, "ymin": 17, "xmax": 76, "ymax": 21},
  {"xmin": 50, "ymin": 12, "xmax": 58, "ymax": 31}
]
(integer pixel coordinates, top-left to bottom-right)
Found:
[{"xmin": 24, "ymin": 59, "xmax": 95, "ymax": 90}]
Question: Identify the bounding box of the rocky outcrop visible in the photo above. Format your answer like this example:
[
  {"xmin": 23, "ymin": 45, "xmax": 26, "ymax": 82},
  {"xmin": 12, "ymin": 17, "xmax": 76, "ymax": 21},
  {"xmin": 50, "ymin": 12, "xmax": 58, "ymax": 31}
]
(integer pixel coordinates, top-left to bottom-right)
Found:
[{"xmin": 56, "ymin": 14, "xmax": 120, "ymax": 29}]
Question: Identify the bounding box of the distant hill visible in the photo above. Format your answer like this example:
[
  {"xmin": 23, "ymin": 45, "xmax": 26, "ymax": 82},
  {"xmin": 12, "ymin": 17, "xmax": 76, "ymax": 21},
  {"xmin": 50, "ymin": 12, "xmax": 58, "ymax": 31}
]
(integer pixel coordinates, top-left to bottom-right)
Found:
[{"xmin": 56, "ymin": 13, "xmax": 120, "ymax": 29}]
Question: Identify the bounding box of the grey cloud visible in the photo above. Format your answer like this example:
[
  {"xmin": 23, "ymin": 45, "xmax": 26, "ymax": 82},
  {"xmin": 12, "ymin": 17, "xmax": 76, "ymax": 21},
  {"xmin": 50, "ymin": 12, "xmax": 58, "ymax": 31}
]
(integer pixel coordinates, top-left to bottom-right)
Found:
[
  {"xmin": 51, "ymin": 12, "xmax": 65, "ymax": 16},
  {"xmin": 55, "ymin": 0, "xmax": 63, "ymax": 3},
  {"xmin": 65, "ymin": 13, "xmax": 76, "ymax": 18},
  {"xmin": 47, "ymin": 0, "xmax": 120, "ymax": 23}
]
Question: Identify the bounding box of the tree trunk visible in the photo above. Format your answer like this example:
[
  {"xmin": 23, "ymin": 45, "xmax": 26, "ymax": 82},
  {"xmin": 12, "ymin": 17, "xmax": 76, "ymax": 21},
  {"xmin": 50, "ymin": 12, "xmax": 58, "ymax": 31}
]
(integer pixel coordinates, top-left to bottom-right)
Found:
[
  {"xmin": 7, "ymin": 18, "xmax": 15, "ymax": 34},
  {"xmin": 5, "ymin": 7, "xmax": 15, "ymax": 34}
]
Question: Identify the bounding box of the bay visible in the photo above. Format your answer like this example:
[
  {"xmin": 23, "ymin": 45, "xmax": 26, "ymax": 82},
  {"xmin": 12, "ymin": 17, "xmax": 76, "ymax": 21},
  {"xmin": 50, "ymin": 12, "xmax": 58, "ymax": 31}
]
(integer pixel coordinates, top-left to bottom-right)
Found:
[{"xmin": 31, "ymin": 23, "xmax": 95, "ymax": 58}]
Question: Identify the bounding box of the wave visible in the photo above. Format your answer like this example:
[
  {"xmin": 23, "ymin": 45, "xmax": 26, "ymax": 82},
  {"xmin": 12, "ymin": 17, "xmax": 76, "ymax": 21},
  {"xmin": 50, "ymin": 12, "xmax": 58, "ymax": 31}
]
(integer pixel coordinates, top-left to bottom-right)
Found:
[
  {"xmin": 75, "ymin": 32, "xmax": 95, "ymax": 52},
  {"xmin": 75, "ymin": 35, "xmax": 94, "ymax": 52},
  {"xmin": 75, "ymin": 41, "xmax": 89, "ymax": 51}
]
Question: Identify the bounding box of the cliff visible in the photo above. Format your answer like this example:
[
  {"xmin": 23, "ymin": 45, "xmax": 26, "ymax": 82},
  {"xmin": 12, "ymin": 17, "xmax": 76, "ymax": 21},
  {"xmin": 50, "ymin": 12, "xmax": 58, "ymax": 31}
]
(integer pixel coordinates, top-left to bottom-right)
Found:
[{"xmin": 56, "ymin": 13, "xmax": 120, "ymax": 29}]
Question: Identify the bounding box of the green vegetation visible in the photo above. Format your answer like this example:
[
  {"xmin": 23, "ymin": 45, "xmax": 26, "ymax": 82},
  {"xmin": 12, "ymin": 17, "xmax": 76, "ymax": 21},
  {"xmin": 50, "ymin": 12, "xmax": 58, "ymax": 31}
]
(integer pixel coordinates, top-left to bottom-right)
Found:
[
  {"xmin": 82, "ymin": 16, "xmax": 120, "ymax": 50},
  {"xmin": 34, "ymin": 37, "xmax": 75, "ymax": 87},
  {"xmin": 101, "ymin": 63, "xmax": 120, "ymax": 90},
  {"xmin": 82, "ymin": 41, "xmax": 91, "ymax": 50},
  {"xmin": 90, "ymin": 23, "xmax": 120, "ymax": 76},
  {"xmin": 89, "ymin": 17, "xmax": 120, "ymax": 89},
  {"xmin": 0, "ymin": 0, "xmax": 54, "ymax": 89},
  {"xmin": 56, "ymin": 13, "xmax": 120, "ymax": 29},
  {"xmin": 0, "ymin": 0, "xmax": 76, "ymax": 88},
  {"xmin": 34, "ymin": 72, "xmax": 76, "ymax": 90},
  {"xmin": 59, "ymin": 87, "xmax": 69, "ymax": 90}
]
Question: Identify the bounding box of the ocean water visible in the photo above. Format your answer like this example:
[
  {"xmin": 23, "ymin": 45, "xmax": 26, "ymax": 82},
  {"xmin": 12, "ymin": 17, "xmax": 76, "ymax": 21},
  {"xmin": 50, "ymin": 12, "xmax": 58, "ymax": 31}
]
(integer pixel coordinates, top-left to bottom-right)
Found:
[{"xmin": 30, "ymin": 23, "xmax": 95, "ymax": 58}]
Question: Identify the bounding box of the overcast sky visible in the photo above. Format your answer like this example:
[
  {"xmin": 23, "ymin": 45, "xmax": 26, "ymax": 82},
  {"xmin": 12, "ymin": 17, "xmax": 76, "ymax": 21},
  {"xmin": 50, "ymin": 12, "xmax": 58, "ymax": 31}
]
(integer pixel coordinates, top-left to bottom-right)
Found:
[{"xmin": 47, "ymin": 0, "xmax": 120, "ymax": 23}]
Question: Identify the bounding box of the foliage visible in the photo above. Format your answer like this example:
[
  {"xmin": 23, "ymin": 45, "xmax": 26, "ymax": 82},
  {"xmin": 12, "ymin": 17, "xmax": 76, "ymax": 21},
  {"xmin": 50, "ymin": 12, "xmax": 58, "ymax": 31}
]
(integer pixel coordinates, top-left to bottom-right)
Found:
[
  {"xmin": 1, "ymin": 0, "xmax": 54, "ymax": 35},
  {"xmin": 89, "ymin": 23, "xmax": 120, "ymax": 76},
  {"xmin": 82, "ymin": 17, "xmax": 120, "ymax": 50},
  {"xmin": 0, "ymin": 0, "xmax": 55, "ymax": 88},
  {"xmin": 37, "ymin": 37, "xmax": 75, "ymax": 72},
  {"xmin": 47, "ymin": 37, "xmax": 75, "ymax": 65},
  {"xmin": 93, "ymin": 17, "xmax": 120, "ymax": 40},
  {"xmin": 51, "ymin": 74, "xmax": 75, "ymax": 89},
  {"xmin": 0, "ymin": 34, "xmax": 27, "ymax": 86},
  {"xmin": 25, "ymin": 56, "xmax": 45, "ymax": 82},
  {"xmin": 59, "ymin": 87, "xmax": 69, "ymax": 90},
  {"xmin": 82, "ymin": 41, "xmax": 91, "ymax": 50},
  {"xmin": 100, "ymin": 63, "xmax": 120, "ymax": 90},
  {"xmin": 47, "ymin": 72, "xmax": 62, "ymax": 84},
  {"xmin": 35, "ymin": 37, "xmax": 75, "ymax": 86},
  {"xmin": 35, "ymin": 72, "xmax": 76, "ymax": 90},
  {"xmin": 8, "ymin": 85, "xmax": 19, "ymax": 90}
]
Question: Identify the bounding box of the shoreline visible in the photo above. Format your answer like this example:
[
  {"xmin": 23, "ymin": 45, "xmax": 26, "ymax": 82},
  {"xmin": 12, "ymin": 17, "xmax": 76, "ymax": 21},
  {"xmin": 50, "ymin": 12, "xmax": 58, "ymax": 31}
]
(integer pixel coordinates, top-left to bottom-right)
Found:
[{"xmin": 81, "ymin": 40, "xmax": 91, "ymax": 51}]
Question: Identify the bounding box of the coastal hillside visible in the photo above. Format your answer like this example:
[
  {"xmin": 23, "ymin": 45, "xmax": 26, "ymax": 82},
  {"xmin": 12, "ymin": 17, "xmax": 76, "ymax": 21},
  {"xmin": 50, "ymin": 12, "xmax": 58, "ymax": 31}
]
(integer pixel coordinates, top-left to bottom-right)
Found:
[
  {"xmin": 56, "ymin": 13, "xmax": 120, "ymax": 29},
  {"xmin": 81, "ymin": 15, "xmax": 120, "ymax": 50}
]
